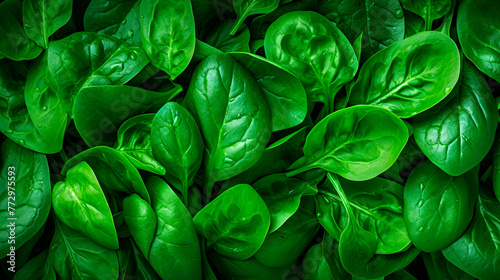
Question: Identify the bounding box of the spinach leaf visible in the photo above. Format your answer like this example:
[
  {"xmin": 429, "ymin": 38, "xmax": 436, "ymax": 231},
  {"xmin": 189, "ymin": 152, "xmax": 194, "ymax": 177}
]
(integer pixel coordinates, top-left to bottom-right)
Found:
[
  {"xmin": 286, "ymin": 105, "xmax": 408, "ymax": 181},
  {"xmin": 231, "ymin": 0, "xmax": 280, "ymax": 36},
  {"xmin": 48, "ymin": 32, "xmax": 149, "ymax": 115},
  {"xmin": 123, "ymin": 194, "xmax": 156, "ymax": 260},
  {"xmin": 73, "ymin": 83, "xmax": 181, "ymax": 147},
  {"xmin": 62, "ymin": 146, "xmax": 151, "ymax": 203},
  {"xmin": 184, "ymin": 53, "xmax": 272, "ymax": 195},
  {"xmin": 22, "ymin": 0, "xmax": 73, "ymax": 49},
  {"xmin": 264, "ymin": 11, "xmax": 357, "ymax": 109},
  {"xmin": 457, "ymin": 0, "xmax": 500, "ymax": 82},
  {"xmin": 0, "ymin": 60, "xmax": 60, "ymax": 153},
  {"xmin": 84, "ymin": 0, "xmax": 142, "ymax": 45},
  {"xmin": 317, "ymin": 176, "xmax": 410, "ymax": 254},
  {"xmin": 141, "ymin": 0, "xmax": 196, "ymax": 80},
  {"xmin": 114, "ymin": 114, "xmax": 166, "ymax": 175},
  {"xmin": 253, "ymin": 173, "xmax": 317, "ymax": 233},
  {"xmin": 404, "ymin": 160, "xmax": 478, "ymax": 252},
  {"xmin": 25, "ymin": 53, "xmax": 70, "ymax": 154},
  {"xmin": 193, "ymin": 184, "xmax": 270, "ymax": 260},
  {"xmin": 52, "ymin": 161, "xmax": 119, "ymax": 250},
  {"xmin": 0, "ymin": 139, "xmax": 51, "ymax": 257},
  {"xmin": 326, "ymin": 173, "xmax": 420, "ymax": 279},
  {"xmin": 0, "ymin": 0, "xmax": 43, "ymax": 61},
  {"xmin": 229, "ymin": 52, "xmax": 308, "ymax": 131},
  {"xmin": 399, "ymin": 0, "xmax": 451, "ymax": 30},
  {"xmin": 146, "ymin": 176, "xmax": 202, "ymax": 279},
  {"xmin": 442, "ymin": 189, "xmax": 500, "ymax": 279},
  {"xmin": 349, "ymin": 31, "xmax": 460, "ymax": 118},
  {"xmin": 151, "ymin": 102, "xmax": 204, "ymax": 204},
  {"xmin": 318, "ymin": 0, "xmax": 405, "ymax": 59},
  {"xmin": 49, "ymin": 218, "xmax": 119, "ymax": 280},
  {"xmin": 254, "ymin": 197, "xmax": 319, "ymax": 267},
  {"xmin": 413, "ymin": 60, "xmax": 498, "ymax": 176},
  {"xmin": 13, "ymin": 250, "xmax": 56, "ymax": 280}
]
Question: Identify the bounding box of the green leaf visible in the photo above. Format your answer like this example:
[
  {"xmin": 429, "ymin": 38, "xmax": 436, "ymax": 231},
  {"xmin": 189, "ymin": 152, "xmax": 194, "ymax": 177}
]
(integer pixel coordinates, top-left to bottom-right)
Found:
[
  {"xmin": 184, "ymin": 53, "xmax": 272, "ymax": 194},
  {"xmin": 146, "ymin": 176, "xmax": 202, "ymax": 280},
  {"xmin": 115, "ymin": 114, "xmax": 166, "ymax": 175},
  {"xmin": 318, "ymin": 0, "xmax": 405, "ymax": 59},
  {"xmin": 286, "ymin": 105, "xmax": 408, "ymax": 181},
  {"xmin": 193, "ymin": 184, "xmax": 270, "ymax": 261},
  {"xmin": 53, "ymin": 161, "xmax": 119, "ymax": 250},
  {"xmin": 403, "ymin": 160, "xmax": 478, "ymax": 252},
  {"xmin": 442, "ymin": 189, "xmax": 500, "ymax": 279},
  {"xmin": 49, "ymin": 218, "xmax": 119, "ymax": 280},
  {"xmin": 0, "ymin": 0, "xmax": 42, "ymax": 60},
  {"xmin": 151, "ymin": 102, "xmax": 204, "ymax": 204},
  {"xmin": 0, "ymin": 139, "xmax": 51, "ymax": 257},
  {"xmin": 22, "ymin": 0, "xmax": 73, "ymax": 49},
  {"xmin": 413, "ymin": 60, "xmax": 498, "ymax": 176},
  {"xmin": 47, "ymin": 32, "xmax": 149, "ymax": 115},
  {"xmin": 349, "ymin": 31, "xmax": 460, "ymax": 118},
  {"xmin": 264, "ymin": 11, "xmax": 357, "ymax": 108},
  {"xmin": 141, "ymin": 0, "xmax": 195, "ymax": 80},
  {"xmin": 62, "ymin": 146, "xmax": 151, "ymax": 203}
]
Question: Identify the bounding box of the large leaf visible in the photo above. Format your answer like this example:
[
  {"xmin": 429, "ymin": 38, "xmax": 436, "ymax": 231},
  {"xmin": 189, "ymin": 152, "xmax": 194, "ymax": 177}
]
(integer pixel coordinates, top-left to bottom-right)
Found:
[
  {"xmin": 141, "ymin": 0, "xmax": 195, "ymax": 80},
  {"xmin": 0, "ymin": 139, "xmax": 51, "ymax": 256},
  {"xmin": 349, "ymin": 31, "xmax": 460, "ymax": 118},
  {"xmin": 413, "ymin": 60, "xmax": 498, "ymax": 176}
]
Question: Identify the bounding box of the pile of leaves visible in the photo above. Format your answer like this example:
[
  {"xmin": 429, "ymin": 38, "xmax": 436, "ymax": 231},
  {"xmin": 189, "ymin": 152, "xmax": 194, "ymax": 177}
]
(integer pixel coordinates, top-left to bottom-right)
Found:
[{"xmin": 1, "ymin": 0, "xmax": 499, "ymax": 279}]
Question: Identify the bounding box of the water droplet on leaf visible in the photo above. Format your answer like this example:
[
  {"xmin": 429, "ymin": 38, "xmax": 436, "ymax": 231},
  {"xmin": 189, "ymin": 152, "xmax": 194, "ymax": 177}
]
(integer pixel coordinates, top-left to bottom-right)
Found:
[
  {"xmin": 19, "ymin": 140, "xmax": 26, "ymax": 146},
  {"xmin": 172, "ymin": 115, "xmax": 181, "ymax": 127},
  {"xmin": 232, "ymin": 248, "xmax": 239, "ymax": 254},
  {"xmin": 130, "ymin": 52, "xmax": 137, "ymax": 60},
  {"xmin": 395, "ymin": 9, "xmax": 403, "ymax": 19},
  {"xmin": 42, "ymin": 106, "xmax": 48, "ymax": 111},
  {"xmin": 417, "ymin": 199, "xmax": 424, "ymax": 207}
]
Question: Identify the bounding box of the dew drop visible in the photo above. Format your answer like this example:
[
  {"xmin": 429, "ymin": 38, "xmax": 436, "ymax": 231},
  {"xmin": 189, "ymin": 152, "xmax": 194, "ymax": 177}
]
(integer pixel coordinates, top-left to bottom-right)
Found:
[
  {"xmin": 111, "ymin": 63, "xmax": 124, "ymax": 72},
  {"xmin": 350, "ymin": 58, "xmax": 355, "ymax": 63},
  {"xmin": 232, "ymin": 248, "xmax": 239, "ymax": 254},
  {"xmin": 39, "ymin": 181, "xmax": 44, "ymax": 185},
  {"xmin": 289, "ymin": 189, "xmax": 294, "ymax": 194},
  {"xmin": 316, "ymin": 212, "xmax": 323, "ymax": 218},
  {"xmin": 419, "ymin": 183, "xmax": 424, "ymax": 191},
  {"xmin": 7, "ymin": 129, "xmax": 13, "ymax": 134},
  {"xmin": 42, "ymin": 106, "xmax": 48, "ymax": 111},
  {"xmin": 35, "ymin": 87, "xmax": 40, "ymax": 91},
  {"xmin": 121, "ymin": 19, "xmax": 127, "ymax": 25},
  {"xmin": 172, "ymin": 115, "xmax": 181, "ymax": 127},
  {"xmin": 237, "ymin": 113, "xmax": 242, "ymax": 117},
  {"xmin": 24, "ymin": 24, "xmax": 31, "ymax": 29},
  {"xmin": 229, "ymin": 97, "xmax": 236, "ymax": 102},
  {"xmin": 417, "ymin": 199, "xmax": 424, "ymax": 207},
  {"xmin": 18, "ymin": 140, "xmax": 26, "ymax": 146},
  {"xmin": 395, "ymin": 9, "xmax": 403, "ymax": 19},
  {"xmin": 38, "ymin": 124, "xmax": 42, "ymax": 127},
  {"xmin": 445, "ymin": 86, "xmax": 451, "ymax": 93},
  {"xmin": 418, "ymin": 227, "xmax": 424, "ymax": 232},
  {"xmin": 130, "ymin": 52, "xmax": 137, "ymax": 60}
]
